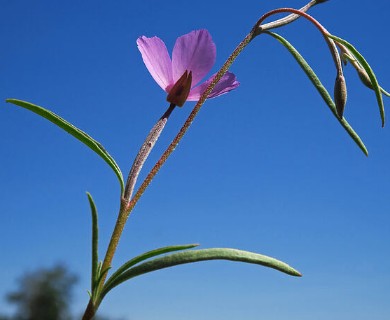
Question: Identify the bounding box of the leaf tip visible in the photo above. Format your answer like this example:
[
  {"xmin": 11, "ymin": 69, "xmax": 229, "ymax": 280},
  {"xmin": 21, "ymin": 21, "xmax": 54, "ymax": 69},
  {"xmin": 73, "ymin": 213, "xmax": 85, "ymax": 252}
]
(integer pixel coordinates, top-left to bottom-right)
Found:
[
  {"xmin": 5, "ymin": 98, "xmax": 15, "ymax": 104},
  {"xmin": 287, "ymin": 267, "xmax": 302, "ymax": 277}
]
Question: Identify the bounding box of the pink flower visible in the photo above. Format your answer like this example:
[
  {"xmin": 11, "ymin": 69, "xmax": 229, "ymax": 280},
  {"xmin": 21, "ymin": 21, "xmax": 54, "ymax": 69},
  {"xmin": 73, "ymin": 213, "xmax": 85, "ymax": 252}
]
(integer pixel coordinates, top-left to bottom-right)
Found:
[{"xmin": 137, "ymin": 29, "xmax": 239, "ymax": 107}]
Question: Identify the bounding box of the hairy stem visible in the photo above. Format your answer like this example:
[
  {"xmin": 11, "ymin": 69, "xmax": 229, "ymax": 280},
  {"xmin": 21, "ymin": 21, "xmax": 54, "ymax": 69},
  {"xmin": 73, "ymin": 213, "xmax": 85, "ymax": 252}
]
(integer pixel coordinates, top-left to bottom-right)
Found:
[
  {"xmin": 259, "ymin": 0, "xmax": 322, "ymax": 31},
  {"xmin": 124, "ymin": 103, "xmax": 176, "ymax": 202}
]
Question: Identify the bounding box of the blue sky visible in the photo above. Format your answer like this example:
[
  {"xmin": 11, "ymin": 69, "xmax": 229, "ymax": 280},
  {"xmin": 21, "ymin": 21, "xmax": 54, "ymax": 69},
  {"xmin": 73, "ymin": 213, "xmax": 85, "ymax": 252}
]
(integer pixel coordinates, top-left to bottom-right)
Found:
[{"xmin": 1, "ymin": 0, "xmax": 390, "ymax": 319}]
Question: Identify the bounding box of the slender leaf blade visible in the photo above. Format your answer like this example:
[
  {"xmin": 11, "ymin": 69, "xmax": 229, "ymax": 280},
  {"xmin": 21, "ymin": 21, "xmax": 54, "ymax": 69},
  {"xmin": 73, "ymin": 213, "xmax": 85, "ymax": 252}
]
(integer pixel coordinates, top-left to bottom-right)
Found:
[
  {"xmin": 104, "ymin": 244, "xmax": 199, "ymax": 290},
  {"xmin": 328, "ymin": 34, "xmax": 385, "ymax": 127},
  {"xmin": 381, "ymin": 87, "xmax": 390, "ymax": 97},
  {"xmin": 265, "ymin": 31, "xmax": 368, "ymax": 156},
  {"xmin": 94, "ymin": 266, "xmax": 111, "ymax": 298},
  {"xmin": 102, "ymin": 248, "xmax": 301, "ymax": 297},
  {"xmin": 5, "ymin": 99, "xmax": 125, "ymax": 192},
  {"xmin": 87, "ymin": 192, "xmax": 99, "ymax": 293}
]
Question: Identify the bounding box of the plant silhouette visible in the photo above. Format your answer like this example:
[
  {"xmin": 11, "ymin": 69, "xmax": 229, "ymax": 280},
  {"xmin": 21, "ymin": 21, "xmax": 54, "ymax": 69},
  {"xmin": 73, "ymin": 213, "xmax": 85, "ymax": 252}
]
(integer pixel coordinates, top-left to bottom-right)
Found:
[{"xmin": 6, "ymin": 265, "xmax": 77, "ymax": 320}]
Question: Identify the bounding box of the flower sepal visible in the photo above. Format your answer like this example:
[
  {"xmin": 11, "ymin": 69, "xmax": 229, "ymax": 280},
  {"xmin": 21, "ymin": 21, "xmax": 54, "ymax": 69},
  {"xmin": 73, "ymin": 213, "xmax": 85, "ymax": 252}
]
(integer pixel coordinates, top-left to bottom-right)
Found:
[{"xmin": 166, "ymin": 70, "xmax": 193, "ymax": 107}]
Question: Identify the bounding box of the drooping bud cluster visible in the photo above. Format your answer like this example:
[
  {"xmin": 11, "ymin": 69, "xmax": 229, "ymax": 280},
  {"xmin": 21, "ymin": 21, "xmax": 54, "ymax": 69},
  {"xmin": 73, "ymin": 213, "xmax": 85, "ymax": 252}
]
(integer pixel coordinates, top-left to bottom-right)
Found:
[{"xmin": 332, "ymin": 37, "xmax": 389, "ymax": 126}]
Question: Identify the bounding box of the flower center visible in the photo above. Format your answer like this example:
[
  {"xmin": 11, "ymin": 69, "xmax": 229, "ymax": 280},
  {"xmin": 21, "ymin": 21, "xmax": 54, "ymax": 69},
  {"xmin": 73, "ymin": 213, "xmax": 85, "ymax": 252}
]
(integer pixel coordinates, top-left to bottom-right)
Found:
[{"xmin": 166, "ymin": 70, "xmax": 193, "ymax": 107}]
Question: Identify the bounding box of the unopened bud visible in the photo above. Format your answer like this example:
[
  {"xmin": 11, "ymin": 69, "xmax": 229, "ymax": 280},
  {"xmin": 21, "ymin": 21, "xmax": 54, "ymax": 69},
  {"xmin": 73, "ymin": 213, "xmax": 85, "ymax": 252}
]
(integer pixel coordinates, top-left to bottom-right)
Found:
[
  {"xmin": 334, "ymin": 74, "xmax": 347, "ymax": 118},
  {"xmin": 357, "ymin": 67, "xmax": 373, "ymax": 89},
  {"xmin": 166, "ymin": 70, "xmax": 193, "ymax": 107},
  {"xmin": 341, "ymin": 48, "xmax": 374, "ymax": 90}
]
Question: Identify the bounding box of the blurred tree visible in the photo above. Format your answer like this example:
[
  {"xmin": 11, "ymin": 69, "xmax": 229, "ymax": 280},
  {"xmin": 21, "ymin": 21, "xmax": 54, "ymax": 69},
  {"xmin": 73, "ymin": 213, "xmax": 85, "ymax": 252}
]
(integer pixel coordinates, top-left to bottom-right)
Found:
[{"xmin": 6, "ymin": 264, "xmax": 77, "ymax": 320}]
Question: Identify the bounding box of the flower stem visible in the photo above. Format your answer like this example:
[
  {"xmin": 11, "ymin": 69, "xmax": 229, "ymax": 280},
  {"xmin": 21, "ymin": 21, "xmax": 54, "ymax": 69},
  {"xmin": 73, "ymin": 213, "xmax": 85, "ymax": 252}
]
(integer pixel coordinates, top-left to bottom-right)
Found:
[
  {"xmin": 124, "ymin": 103, "xmax": 176, "ymax": 202},
  {"xmin": 259, "ymin": 0, "xmax": 321, "ymax": 31}
]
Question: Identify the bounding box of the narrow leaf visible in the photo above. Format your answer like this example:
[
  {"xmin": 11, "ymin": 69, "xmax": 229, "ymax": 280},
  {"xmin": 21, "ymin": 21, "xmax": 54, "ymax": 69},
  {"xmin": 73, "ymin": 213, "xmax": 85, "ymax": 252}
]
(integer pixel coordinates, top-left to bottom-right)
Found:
[
  {"xmin": 102, "ymin": 248, "xmax": 301, "ymax": 297},
  {"xmin": 96, "ymin": 261, "xmax": 103, "ymax": 277},
  {"xmin": 328, "ymin": 34, "xmax": 385, "ymax": 127},
  {"xmin": 104, "ymin": 244, "xmax": 199, "ymax": 290},
  {"xmin": 265, "ymin": 31, "xmax": 368, "ymax": 155},
  {"xmin": 5, "ymin": 99, "xmax": 125, "ymax": 192},
  {"xmin": 87, "ymin": 192, "xmax": 99, "ymax": 293},
  {"xmin": 94, "ymin": 266, "xmax": 111, "ymax": 299},
  {"xmin": 381, "ymin": 87, "xmax": 390, "ymax": 97}
]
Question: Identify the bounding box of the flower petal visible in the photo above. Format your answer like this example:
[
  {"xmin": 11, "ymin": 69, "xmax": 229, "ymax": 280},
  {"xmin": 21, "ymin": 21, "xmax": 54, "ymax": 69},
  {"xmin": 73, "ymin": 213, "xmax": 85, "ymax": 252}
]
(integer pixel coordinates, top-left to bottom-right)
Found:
[
  {"xmin": 137, "ymin": 36, "xmax": 173, "ymax": 91},
  {"xmin": 187, "ymin": 72, "xmax": 240, "ymax": 101},
  {"xmin": 172, "ymin": 30, "xmax": 216, "ymax": 87}
]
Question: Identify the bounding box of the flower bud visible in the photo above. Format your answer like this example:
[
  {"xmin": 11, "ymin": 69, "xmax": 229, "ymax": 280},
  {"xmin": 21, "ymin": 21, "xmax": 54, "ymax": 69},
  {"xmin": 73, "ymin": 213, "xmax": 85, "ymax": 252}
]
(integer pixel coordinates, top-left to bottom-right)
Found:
[
  {"xmin": 356, "ymin": 67, "xmax": 373, "ymax": 89},
  {"xmin": 334, "ymin": 74, "xmax": 347, "ymax": 118},
  {"xmin": 341, "ymin": 48, "xmax": 373, "ymax": 89}
]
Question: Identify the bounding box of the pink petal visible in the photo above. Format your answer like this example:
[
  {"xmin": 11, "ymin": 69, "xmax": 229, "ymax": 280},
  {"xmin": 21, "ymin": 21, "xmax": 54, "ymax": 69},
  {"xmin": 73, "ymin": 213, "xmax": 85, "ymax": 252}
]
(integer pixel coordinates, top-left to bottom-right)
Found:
[
  {"xmin": 172, "ymin": 30, "xmax": 216, "ymax": 87},
  {"xmin": 137, "ymin": 36, "xmax": 173, "ymax": 91},
  {"xmin": 187, "ymin": 72, "xmax": 240, "ymax": 101}
]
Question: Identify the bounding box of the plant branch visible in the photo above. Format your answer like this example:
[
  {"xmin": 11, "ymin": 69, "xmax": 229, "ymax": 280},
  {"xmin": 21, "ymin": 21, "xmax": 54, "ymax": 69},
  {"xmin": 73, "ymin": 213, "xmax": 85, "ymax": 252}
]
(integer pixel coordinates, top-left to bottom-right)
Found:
[
  {"xmin": 259, "ymin": 0, "xmax": 325, "ymax": 31},
  {"xmin": 255, "ymin": 8, "xmax": 343, "ymax": 74}
]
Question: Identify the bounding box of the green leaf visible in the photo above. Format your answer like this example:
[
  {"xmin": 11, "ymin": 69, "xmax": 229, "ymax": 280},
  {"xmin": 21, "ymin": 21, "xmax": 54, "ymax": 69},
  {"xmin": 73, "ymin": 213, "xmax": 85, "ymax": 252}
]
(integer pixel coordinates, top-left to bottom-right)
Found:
[
  {"xmin": 104, "ymin": 244, "xmax": 199, "ymax": 291},
  {"xmin": 328, "ymin": 34, "xmax": 385, "ymax": 127},
  {"xmin": 381, "ymin": 87, "xmax": 390, "ymax": 97},
  {"xmin": 5, "ymin": 99, "xmax": 125, "ymax": 193},
  {"xmin": 87, "ymin": 192, "xmax": 99, "ymax": 294},
  {"xmin": 265, "ymin": 31, "xmax": 368, "ymax": 156},
  {"xmin": 101, "ymin": 248, "xmax": 301, "ymax": 298},
  {"xmin": 94, "ymin": 266, "xmax": 111, "ymax": 299}
]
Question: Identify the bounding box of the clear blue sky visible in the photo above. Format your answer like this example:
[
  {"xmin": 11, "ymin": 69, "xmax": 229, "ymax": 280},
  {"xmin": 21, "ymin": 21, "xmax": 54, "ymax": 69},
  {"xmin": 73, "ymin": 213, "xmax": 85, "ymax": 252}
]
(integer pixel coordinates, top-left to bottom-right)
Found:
[{"xmin": 1, "ymin": 0, "xmax": 390, "ymax": 319}]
